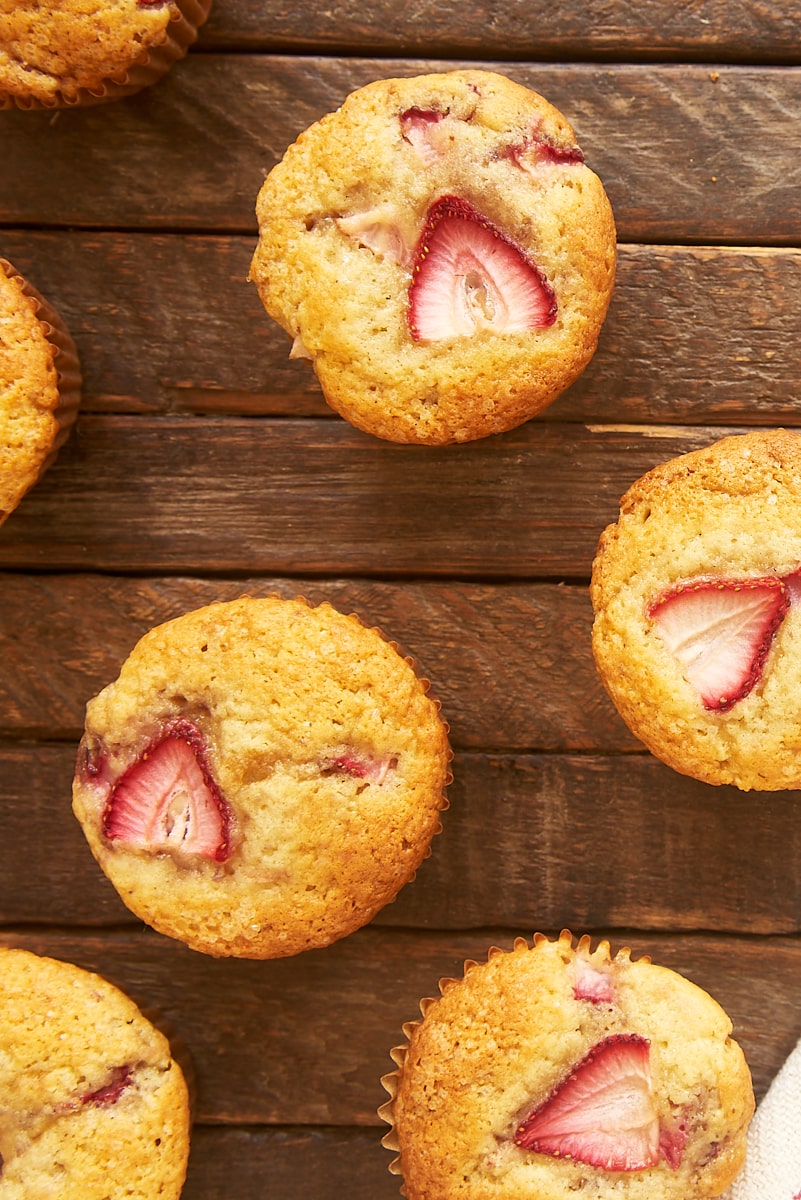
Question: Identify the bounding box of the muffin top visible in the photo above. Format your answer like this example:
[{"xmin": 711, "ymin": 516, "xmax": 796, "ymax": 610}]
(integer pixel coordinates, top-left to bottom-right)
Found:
[
  {"xmin": 591, "ymin": 428, "xmax": 801, "ymax": 790},
  {"xmin": 72, "ymin": 595, "xmax": 451, "ymax": 958},
  {"xmin": 0, "ymin": 0, "xmax": 203, "ymax": 106},
  {"xmin": 382, "ymin": 931, "xmax": 753, "ymax": 1200},
  {"xmin": 250, "ymin": 69, "xmax": 616, "ymax": 445},
  {"xmin": 0, "ymin": 260, "xmax": 64, "ymax": 522},
  {"xmin": 0, "ymin": 947, "xmax": 190, "ymax": 1200}
]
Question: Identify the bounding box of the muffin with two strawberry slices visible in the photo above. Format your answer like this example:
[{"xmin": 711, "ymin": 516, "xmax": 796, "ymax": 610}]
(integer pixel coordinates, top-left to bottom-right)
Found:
[
  {"xmin": 591, "ymin": 428, "xmax": 801, "ymax": 790},
  {"xmin": 380, "ymin": 931, "xmax": 753, "ymax": 1199},
  {"xmin": 0, "ymin": 946, "xmax": 190, "ymax": 1200},
  {"xmin": 0, "ymin": 0, "xmax": 211, "ymax": 109},
  {"xmin": 249, "ymin": 69, "xmax": 616, "ymax": 445},
  {"xmin": 71, "ymin": 595, "xmax": 451, "ymax": 959}
]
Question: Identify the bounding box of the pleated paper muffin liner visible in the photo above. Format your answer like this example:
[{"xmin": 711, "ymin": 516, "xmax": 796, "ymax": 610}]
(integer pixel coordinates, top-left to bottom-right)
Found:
[{"xmin": 0, "ymin": 0, "xmax": 212, "ymax": 110}]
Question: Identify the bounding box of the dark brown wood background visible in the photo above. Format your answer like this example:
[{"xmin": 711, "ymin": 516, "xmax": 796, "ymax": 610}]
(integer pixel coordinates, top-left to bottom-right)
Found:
[{"xmin": 2, "ymin": 4, "xmax": 801, "ymax": 1197}]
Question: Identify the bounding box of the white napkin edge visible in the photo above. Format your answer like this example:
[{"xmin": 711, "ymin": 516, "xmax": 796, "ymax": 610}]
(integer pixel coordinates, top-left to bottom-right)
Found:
[{"xmin": 722, "ymin": 1036, "xmax": 801, "ymax": 1200}]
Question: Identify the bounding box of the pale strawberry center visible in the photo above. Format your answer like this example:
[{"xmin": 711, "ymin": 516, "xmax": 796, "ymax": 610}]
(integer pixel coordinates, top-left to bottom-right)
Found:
[
  {"xmin": 573, "ymin": 958, "xmax": 616, "ymax": 1004},
  {"xmin": 408, "ymin": 195, "xmax": 556, "ymax": 342},
  {"xmin": 400, "ymin": 108, "xmax": 447, "ymax": 166},
  {"xmin": 326, "ymin": 752, "xmax": 397, "ymax": 785}
]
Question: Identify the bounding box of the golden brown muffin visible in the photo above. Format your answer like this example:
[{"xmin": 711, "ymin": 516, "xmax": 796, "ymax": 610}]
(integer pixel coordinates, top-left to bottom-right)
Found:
[
  {"xmin": 0, "ymin": 947, "xmax": 191, "ymax": 1200},
  {"xmin": 250, "ymin": 69, "xmax": 616, "ymax": 445},
  {"xmin": 591, "ymin": 428, "xmax": 801, "ymax": 790},
  {"xmin": 0, "ymin": 258, "xmax": 80, "ymax": 526},
  {"xmin": 0, "ymin": 0, "xmax": 211, "ymax": 108},
  {"xmin": 381, "ymin": 931, "xmax": 753, "ymax": 1199},
  {"xmin": 72, "ymin": 595, "xmax": 452, "ymax": 958}
]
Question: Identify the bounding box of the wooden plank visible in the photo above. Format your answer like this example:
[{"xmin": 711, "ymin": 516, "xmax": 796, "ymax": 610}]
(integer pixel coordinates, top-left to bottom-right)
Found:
[
  {"xmin": 184, "ymin": 1126, "xmax": 395, "ymax": 1200},
  {"xmin": 3, "ymin": 233, "xmax": 801, "ymax": 426},
  {"xmin": 0, "ymin": 574, "xmax": 628, "ymax": 748},
  {"xmin": 0, "ymin": 929, "xmax": 795, "ymax": 1117},
  {"xmin": 3, "ymin": 743, "xmax": 799, "ymax": 935},
  {"xmin": 201, "ymin": 0, "xmax": 801, "ymax": 62},
  {"xmin": 1, "ymin": 59, "xmax": 800, "ymax": 244},
  {"xmin": 0, "ymin": 421, "xmax": 728, "ymax": 575}
]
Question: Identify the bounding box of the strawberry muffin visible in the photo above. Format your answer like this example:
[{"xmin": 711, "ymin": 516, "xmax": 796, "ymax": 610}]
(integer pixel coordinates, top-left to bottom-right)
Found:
[
  {"xmin": 249, "ymin": 69, "xmax": 616, "ymax": 445},
  {"xmin": 0, "ymin": 0, "xmax": 211, "ymax": 109},
  {"xmin": 72, "ymin": 595, "xmax": 451, "ymax": 958},
  {"xmin": 591, "ymin": 428, "xmax": 801, "ymax": 790},
  {"xmin": 380, "ymin": 931, "xmax": 753, "ymax": 1199},
  {"xmin": 0, "ymin": 946, "xmax": 190, "ymax": 1199},
  {"xmin": 0, "ymin": 258, "xmax": 81, "ymax": 527}
]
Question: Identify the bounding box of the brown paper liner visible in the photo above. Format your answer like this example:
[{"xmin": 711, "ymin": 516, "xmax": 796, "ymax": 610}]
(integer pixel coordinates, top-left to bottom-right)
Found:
[
  {"xmin": 377, "ymin": 930, "xmax": 643, "ymax": 1189},
  {"xmin": 0, "ymin": 0, "xmax": 212, "ymax": 110},
  {"xmin": 0, "ymin": 257, "xmax": 82, "ymax": 495}
]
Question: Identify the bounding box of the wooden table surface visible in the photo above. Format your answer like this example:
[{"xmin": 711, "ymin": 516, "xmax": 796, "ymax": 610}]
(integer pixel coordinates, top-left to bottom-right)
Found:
[{"xmin": 2, "ymin": 4, "xmax": 801, "ymax": 1197}]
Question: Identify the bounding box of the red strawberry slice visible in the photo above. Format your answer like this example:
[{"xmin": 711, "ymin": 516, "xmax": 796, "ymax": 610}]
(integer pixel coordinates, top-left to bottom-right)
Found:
[
  {"xmin": 328, "ymin": 752, "xmax": 397, "ymax": 785},
  {"xmin": 102, "ymin": 719, "xmax": 232, "ymax": 862},
  {"xmin": 509, "ymin": 136, "xmax": 585, "ymax": 174},
  {"xmin": 515, "ymin": 1034, "xmax": 660, "ymax": 1171},
  {"xmin": 400, "ymin": 107, "xmax": 446, "ymax": 165},
  {"xmin": 647, "ymin": 576, "xmax": 789, "ymax": 712},
  {"xmin": 573, "ymin": 957, "xmax": 616, "ymax": 1004},
  {"xmin": 408, "ymin": 195, "xmax": 556, "ymax": 342},
  {"xmin": 81, "ymin": 1065, "xmax": 133, "ymax": 1108}
]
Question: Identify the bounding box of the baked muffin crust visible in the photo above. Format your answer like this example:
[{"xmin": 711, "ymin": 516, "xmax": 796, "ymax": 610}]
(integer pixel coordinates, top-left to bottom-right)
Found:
[
  {"xmin": 0, "ymin": 947, "xmax": 190, "ymax": 1200},
  {"xmin": 591, "ymin": 429, "xmax": 801, "ymax": 789},
  {"xmin": 72, "ymin": 596, "xmax": 451, "ymax": 957},
  {"xmin": 382, "ymin": 931, "xmax": 753, "ymax": 1199},
  {"xmin": 250, "ymin": 69, "xmax": 616, "ymax": 445}
]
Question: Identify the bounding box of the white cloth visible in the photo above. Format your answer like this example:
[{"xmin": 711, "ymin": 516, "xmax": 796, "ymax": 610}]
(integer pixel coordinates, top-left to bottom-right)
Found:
[{"xmin": 724, "ymin": 1037, "xmax": 801, "ymax": 1200}]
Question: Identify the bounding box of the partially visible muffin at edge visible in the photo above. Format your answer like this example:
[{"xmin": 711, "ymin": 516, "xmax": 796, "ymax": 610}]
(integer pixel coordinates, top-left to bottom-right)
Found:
[
  {"xmin": 250, "ymin": 69, "xmax": 616, "ymax": 445},
  {"xmin": 72, "ymin": 595, "xmax": 452, "ymax": 958},
  {"xmin": 0, "ymin": 0, "xmax": 212, "ymax": 108},
  {"xmin": 380, "ymin": 931, "xmax": 753, "ymax": 1199},
  {"xmin": 591, "ymin": 428, "xmax": 801, "ymax": 790},
  {"xmin": 0, "ymin": 946, "xmax": 191, "ymax": 1200},
  {"xmin": 0, "ymin": 257, "xmax": 81, "ymax": 526}
]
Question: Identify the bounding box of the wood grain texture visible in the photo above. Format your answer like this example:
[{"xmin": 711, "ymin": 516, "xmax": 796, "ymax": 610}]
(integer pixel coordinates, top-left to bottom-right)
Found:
[
  {"xmin": 4, "ymin": 3, "xmax": 801, "ymax": 1188},
  {"xmin": 2, "ymin": 234, "xmax": 800, "ymax": 425},
  {"xmin": 0, "ymin": 574, "xmax": 629, "ymax": 747},
  {"xmin": 0, "ymin": 929, "xmax": 795, "ymax": 1118},
  {"xmin": 183, "ymin": 1126, "xmax": 395, "ymax": 1200},
  {"xmin": 1, "ymin": 58, "xmax": 800, "ymax": 244},
  {"xmin": 200, "ymin": 0, "xmax": 801, "ymax": 63},
  {"xmin": 0, "ymin": 420, "xmax": 729, "ymax": 575},
  {"xmin": 2, "ymin": 743, "xmax": 799, "ymax": 935}
]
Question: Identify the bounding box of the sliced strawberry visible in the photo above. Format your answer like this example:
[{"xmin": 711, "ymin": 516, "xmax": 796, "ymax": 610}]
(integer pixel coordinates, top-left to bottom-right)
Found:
[
  {"xmin": 515, "ymin": 1034, "xmax": 660, "ymax": 1171},
  {"xmin": 573, "ymin": 957, "xmax": 616, "ymax": 1005},
  {"xmin": 647, "ymin": 576, "xmax": 789, "ymax": 712},
  {"xmin": 336, "ymin": 205, "xmax": 413, "ymax": 267},
  {"xmin": 400, "ymin": 108, "xmax": 446, "ymax": 166},
  {"xmin": 81, "ymin": 1065, "xmax": 133, "ymax": 1108},
  {"xmin": 783, "ymin": 568, "xmax": 801, "ymax": 606},
  {"xmin": 102, "ymin": 719, "xmax": 232, "ymax": 862},
  {"xmin": 509, "ymin": 136, "xmax": 585, "ymax": 175},
  {"xmin": 659, "ymin": 1111, "xmax": 689, "ymax": 1169},
  {"xmin": 408, "ymin": 195, "xmax": 556, "ymax": 342},
  {"xmin": 327, "ymin": 752, "xmax": 397, "ymax": 785},
  {"xmin": 76, "ymin": 738, "xmax": 113, "ymax": 786}
]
